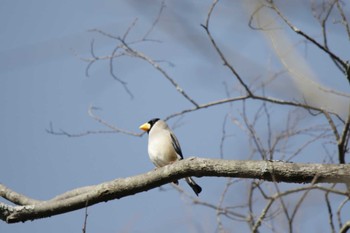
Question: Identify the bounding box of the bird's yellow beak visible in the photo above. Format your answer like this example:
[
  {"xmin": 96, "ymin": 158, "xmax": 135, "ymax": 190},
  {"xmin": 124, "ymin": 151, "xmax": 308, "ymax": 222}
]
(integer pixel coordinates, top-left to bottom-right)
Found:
[{"xmin": 139, "ymin": 122, "xmax": 151, "ymax": 131}]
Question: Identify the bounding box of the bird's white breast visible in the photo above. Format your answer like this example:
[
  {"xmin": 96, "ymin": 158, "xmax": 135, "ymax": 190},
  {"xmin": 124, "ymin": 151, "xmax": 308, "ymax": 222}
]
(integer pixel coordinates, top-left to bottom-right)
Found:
[{"xmin": 148, "ymin": 129, "xmax": 178, "ymax": 167}]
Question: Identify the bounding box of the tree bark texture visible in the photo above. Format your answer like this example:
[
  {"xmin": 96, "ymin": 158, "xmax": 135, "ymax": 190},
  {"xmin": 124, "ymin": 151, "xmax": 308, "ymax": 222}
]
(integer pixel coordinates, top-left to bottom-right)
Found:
[{"xmin": 1, "ymin": 158, "xmax": 349, "ymax": 223}]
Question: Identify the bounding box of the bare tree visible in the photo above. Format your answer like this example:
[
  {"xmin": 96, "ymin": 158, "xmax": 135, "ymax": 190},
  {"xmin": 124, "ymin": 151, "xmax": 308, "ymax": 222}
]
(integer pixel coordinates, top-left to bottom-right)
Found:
[{"xmin": 1, "ymin": 1, "xmax": 350, "ymax": 232}]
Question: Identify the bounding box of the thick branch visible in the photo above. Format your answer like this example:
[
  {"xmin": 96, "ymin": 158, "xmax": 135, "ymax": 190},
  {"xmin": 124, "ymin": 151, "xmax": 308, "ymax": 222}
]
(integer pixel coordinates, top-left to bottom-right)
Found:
[
  {"xmin": 1, "ymin": 158, "xmax": 350, "ymax": 223},
  {"xmin": 0, "ymin": 185, "xmax": 40, "ymax": 206}
]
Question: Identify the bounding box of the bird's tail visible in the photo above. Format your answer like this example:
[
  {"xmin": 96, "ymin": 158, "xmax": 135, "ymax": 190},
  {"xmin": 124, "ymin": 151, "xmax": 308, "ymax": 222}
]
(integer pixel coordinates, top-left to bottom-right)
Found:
[{"xmin": 185, "ymin": 177, "xmax": 202, "ymax": 196}]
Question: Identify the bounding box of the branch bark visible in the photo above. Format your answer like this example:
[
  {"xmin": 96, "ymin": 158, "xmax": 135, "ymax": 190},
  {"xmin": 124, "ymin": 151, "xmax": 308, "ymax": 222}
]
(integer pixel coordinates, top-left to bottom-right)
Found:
[{"xmin": 1, "ymin": 158, "xmax": 350, "ymax": 224}]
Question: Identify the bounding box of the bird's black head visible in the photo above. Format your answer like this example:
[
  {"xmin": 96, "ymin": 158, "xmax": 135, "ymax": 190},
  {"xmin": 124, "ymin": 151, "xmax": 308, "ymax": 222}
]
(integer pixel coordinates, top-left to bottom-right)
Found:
[
  {"xmin": 139, "ymin": 118, "xmax": 160, "ymax": 134},
  {"xmin": 147, "ymin": 118, "xmax": 160, "ymax": 129}
]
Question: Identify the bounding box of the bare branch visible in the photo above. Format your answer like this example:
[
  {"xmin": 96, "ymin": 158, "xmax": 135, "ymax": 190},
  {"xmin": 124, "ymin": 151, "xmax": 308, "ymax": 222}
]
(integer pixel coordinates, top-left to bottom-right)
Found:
[
  {"xmin": 164, "ymin": 96, "xmax": 250, "ymax": 121},
  {"xmin": 0, "ymin": 184, "xmax": 40, "ymax": 205},
  {"xmin": 46, "ymin": 106, "xmax": 143, "ymax": 138},
  {"xmin": 252, "ymin": 197, "xmax": 274, "ymax": 233},
  {"xmin": 290, "ymin": 175, "xmax": 320, "ymax": 225},
  {"xmin": 142, "ymin": 0, "xmax": 166, "ymax": 40},
  {"xmin": 46, "ymin": 121, "xmax": 118, "ymax": 138},
  {"xmin": 201, "ymin": 0, "xmax": 253, "ymax": 96},
  {"xmin": 1, "ymin": 158, "xmax": 350, "ymax": 223},
  {"xmin": 171, "ymin": 181, "xmax": 247, "ymax": 223},
  {"xmin": 269, "ymin": 0, "xmax": 350, "ymax": 82},
  {"xmin": 117, "ymin": 37, "xmax": 199, "ymax": 107},
  {"xmin": 252, "ymin": 182, "xmax": 346, "ymax": 233},
  {"xmin": 340, "ymin": 221, "xmax": 350, "ymax": 233},
  {"xmin": 241, "ymin": 100, "xmax": 267, "ymax": 160},
  {"xmin": 216, "ymin": 178, "xmax": 235, "ymax": 232},
  {"xmin": 325, "ymin": 190, "xmax": 336, "ymax": 233},
  {"xmin": 81, "ymin": 204, "xmax": 88, "ymax": 233},
  {"xmin": 336, "ymin": 0, "xmax": 350, "ymax": 40},
  {"xmin": 337, "ymin": 196, "xmax": 350, "ymax": 228},
  {"xmin": 87, "ymin": 105, "xmax": 142, "ymax": 136},
  {"xmin": 324, "ymin": 111, "xmax": 340, "ymax": 142},
  {"xmin": 338, "ymin": 110, "xmax": 350, "ymax": 164},
  {"xmin": 46, "ymin": 93, "xmax": 311, "ymax": 139},
  {"xmin": 219, "ymin": 114, "xmax": 233, "ymax": 159},
  {"xmin": 73, "ymin": 1, "xmax": 167, "ymax": 98}
]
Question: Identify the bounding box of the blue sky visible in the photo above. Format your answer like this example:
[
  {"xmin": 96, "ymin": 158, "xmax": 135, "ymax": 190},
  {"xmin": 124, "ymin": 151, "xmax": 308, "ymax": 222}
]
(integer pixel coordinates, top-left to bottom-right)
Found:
[{"xmin": 1, "ymin": 1, "xmax": 350, "ymax": 233}]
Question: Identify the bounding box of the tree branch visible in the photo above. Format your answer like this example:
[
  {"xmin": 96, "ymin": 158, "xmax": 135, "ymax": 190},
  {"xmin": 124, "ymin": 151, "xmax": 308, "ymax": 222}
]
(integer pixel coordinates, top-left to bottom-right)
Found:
[
  {"xmin": 340, "ymin": 220, "xmax": 350, "ymax": 233},
  {"xmin": 338, "ymin": 111, "xmax": 350, "ymax": 164},
  {"xmin": 201, "ymin": 0, "xmax": 253, "ymax": 96},
  {"xmin": 1, "ymin": 158, "xmax": 350, "ymax": 224},
  {"xmin": 269, "ymin": 0, "xmax": 350, "ymax": 83},
  {"xmin": 0, "ymin": 185, "xmax": 40, "ymax": 205},
  {"xmin": 117, "ymin": 37, "xmax": 199, "ymax": 107}
]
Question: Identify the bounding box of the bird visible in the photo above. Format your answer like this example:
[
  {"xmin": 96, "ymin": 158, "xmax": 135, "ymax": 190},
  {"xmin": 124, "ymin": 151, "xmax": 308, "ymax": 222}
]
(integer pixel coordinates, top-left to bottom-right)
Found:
[{"xmin": 139, "ymin": 118, "xmax": 202, "ymax": 196}]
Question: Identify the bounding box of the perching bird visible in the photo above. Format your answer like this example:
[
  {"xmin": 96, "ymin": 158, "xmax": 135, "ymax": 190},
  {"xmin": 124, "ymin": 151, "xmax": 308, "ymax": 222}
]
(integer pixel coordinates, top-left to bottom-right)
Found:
[{"xmin": 139, "ymin": 118, "xmax": 202, "ymax": 196}]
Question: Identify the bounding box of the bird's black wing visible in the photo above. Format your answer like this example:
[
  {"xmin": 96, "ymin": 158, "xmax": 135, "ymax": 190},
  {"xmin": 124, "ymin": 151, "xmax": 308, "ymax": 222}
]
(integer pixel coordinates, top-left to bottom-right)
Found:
[{"xmin": 170, "ymin": 132, "xmax": 183, "ymax": 160}]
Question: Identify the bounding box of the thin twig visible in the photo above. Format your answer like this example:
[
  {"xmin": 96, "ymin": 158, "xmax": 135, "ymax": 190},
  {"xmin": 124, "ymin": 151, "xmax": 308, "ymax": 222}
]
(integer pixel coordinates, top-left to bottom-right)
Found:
[
  {"xmin": 82, "ymin": 203, "xmax": 88, "ymax": 233},
  {"xmin": 201, "ymin": 0, "xmax": 253, "ymax": 96},
  {"xmin": 216, "ymin": 178, "xmax": 234, "ymax": 232},
  {"xmin": 117, "ymin": 37, "xmax": 199, "ymax": 107},
  {"xmin": 319, "ymin": 1, "xmax": 344, "ymax": 73},
  {"xmin": 252, "ymin": 183, "xmax": 347, "ymax": 232},
  {"xmin": 290, "ymin": 175, "xmax": 320, "ymax": 224},
  {"xmin": 338, "ymin": 109, "xmax": 350, "ymax": 164},
  {"xmin": 336, "ymin": 0, "xmax": 350, "ymax": 40},
  {"xmin": 219, "ymin": 114, "xmax": 233, "ymax": 159},
  {"xmin": 269, "ymin": 0, "xmax": 349, "ymax": 82},
  {"xmin": 142, "ymin": 1, "xmax": 166, "ymax": 40},
  {"xmin": 325, "ymin": 190, "xmax": 336, "ymax": 233},
  {"xmin": 87, "ymin": 105, "xmax": 142, "ymax": 136},
  {"xmin": 337, "ymin": 197, "xmax": 350, "ymax": 229}
]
